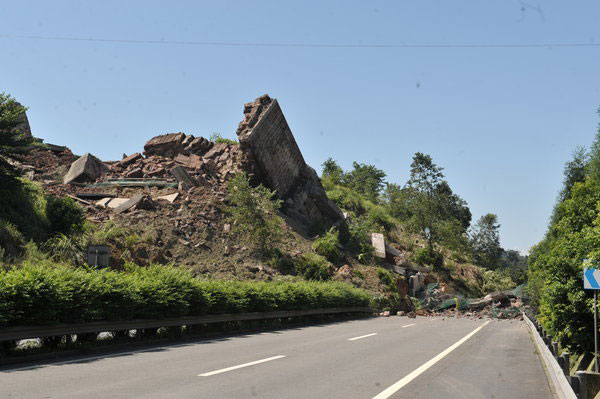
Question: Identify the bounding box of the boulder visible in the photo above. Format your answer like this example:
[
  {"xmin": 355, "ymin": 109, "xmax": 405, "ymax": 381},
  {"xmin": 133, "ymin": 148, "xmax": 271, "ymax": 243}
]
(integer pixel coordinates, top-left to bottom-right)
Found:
[
  {"xmin": 143, "ymin": 133, "xmax": 186, "ymax": 158},
  {"xmin": 63, "ymin": 153, "xmax": 108, "ymax": 184},
  {"xmin": 337, "ymin": 264, "xmax": 353, "ymax": 277}
]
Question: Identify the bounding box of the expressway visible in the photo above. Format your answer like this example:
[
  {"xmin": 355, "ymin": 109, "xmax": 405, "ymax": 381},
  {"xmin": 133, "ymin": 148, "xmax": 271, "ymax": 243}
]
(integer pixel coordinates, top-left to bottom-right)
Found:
[{"xmin": 0, "ymin": 316, "xmax": 553, "ymax": 398}]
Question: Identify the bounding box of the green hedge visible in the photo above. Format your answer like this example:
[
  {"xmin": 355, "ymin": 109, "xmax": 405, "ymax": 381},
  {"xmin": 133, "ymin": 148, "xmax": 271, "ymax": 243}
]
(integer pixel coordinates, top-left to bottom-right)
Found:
[{"xmin": 0, "ymin": 264, "xmax": 371, "ymax": 327}]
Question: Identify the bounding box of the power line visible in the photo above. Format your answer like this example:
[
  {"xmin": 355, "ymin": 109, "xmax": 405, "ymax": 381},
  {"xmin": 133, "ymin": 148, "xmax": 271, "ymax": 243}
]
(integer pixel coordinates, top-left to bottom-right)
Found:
[{"xmin": 0, "ymin": 33, "xmax": 599, "ymax": 49}]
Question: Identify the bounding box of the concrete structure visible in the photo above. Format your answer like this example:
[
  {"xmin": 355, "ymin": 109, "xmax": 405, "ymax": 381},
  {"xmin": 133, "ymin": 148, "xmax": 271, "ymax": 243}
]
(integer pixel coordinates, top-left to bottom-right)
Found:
[
  {"xmin": 63, "ymin": 153, "xmax": 108, "ymax": 184},
  {"xmin": 236, "ymin": 95, "xmax": 344, "ymax": 228},
  {"xmin": 371, "ymin": 233, "xmax": 386, "ymax": 259}
]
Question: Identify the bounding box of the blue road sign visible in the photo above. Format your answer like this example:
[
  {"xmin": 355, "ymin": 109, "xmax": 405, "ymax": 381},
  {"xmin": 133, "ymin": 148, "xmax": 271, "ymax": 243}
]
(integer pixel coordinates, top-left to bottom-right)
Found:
[{"xmin": 584, "ymin": 268, "xmax": 600, "ymax": 290}]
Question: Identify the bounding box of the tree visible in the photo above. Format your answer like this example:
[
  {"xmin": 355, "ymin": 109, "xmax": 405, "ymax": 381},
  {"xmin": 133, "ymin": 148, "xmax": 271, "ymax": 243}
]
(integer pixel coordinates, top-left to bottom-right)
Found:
[
  {"xmin": 343, "ymin": 162, "xmax": 386, "ymax": 202},
  {"xmin": 470, "ymin": 214, "xmax": 503, "ymax": 269},
  {"xmin": 406, "ymin": 152, "xmax": 444, "ymax": 192},
  {"xmin": 321, "ymin": 158, "xmax": 345, "ymax": 185},
  {"xmin": 226, "ymin": 172, "xmax": 283, "ymax": 254},
  {"xmin": 0, "ymin": 93, "xmax": 32, "ymax": 175},
  {"xmin": 434, "ymin": 181, "xmax": 472, "ymax": 232},
  {"xmin": 401, "ymin": 153, "xmax": 470, "ymax": 259},
  {"xmin": 586, "ymin": 108, "xmax": 600, "ymax": 180}
]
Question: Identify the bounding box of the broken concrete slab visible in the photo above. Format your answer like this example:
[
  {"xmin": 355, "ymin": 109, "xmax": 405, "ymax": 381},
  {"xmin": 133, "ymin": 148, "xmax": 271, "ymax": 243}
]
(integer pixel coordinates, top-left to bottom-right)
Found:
[
  {"xmin": 106, "ymin": 198, "xmax": 129, "ymax": 209},
  {"xmin": 125, "ymin": 168, "xmax": 143, "ymax": 178},
  {"xmin": 174, "ymin": 153, "xmax": 203, "ymax": 169},
  {"xmin": 113, "ymin": 195, "xmax": 144, "ymax": 214},
  {"xmin": 203, "ymin": 142, "xmax": 228, "ymax": 160},
  {"xmin": 95, "ymin": 198, "xmax": 113, "ymax": 209},
  {"xmin": 385, "ymin": 243, "xmax": 402, "ymax": 258},
  {"xmin": 118, "ymin": 152, "xmax": 143, "ymax": 167},
  {"xmin": 76, "ymin": 193, "xmax": 116, "ymax": 200},
  {"xmin": 170, "ymin": 166, "xmax": 198, "ymax": 190},
  {"xmin": 156, "ymin": 193, "xmax": 179, "ymax": 203},
  {"xmin": 63, "ymin": 153, "xmax": 108, "ymax": 184},
  {"xmin": 371, "ymin": 233, "xmax": 386, "ymax": 259},
  {"xmin": 143, "ymin": 133, "xmax": 186, "ymax": 158}
]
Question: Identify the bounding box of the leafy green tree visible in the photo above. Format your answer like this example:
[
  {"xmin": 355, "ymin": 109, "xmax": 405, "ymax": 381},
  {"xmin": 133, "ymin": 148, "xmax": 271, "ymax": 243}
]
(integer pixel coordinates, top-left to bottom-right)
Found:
[
  {"xmin": 470, "ymin": 214, "xmax": 503, "ymax": 270},
  {"xmin": 226, "ymin": 172, "xmax": 283, "ymax": 254},
  {"xmin": 321, "ymin": 157, "xmax": 345, "ymax": 185},
  {"xmin": 528, "ymin": 177, "xmax": 600, "ymax": 353},
  {"xmin": 434, "ymin": 181, "xmax": 472, "ymax": 232},
  {"xmin": 586, "ymin": 109, "xmax": 600, "ymax": 179},
  {"xmin": 406, "ymin": 152, "xmax": 444, "ymax": 192},
  {"xmin": 0, "ymin": 93, "xmax": 32, "ymax": 175},
  {"xmin": 343, "ymin": 162, "xmax": 386, "ymax": 202},
  {"xmin": 400, "ymin": 153, "xmax": 470, "ymax": 260}
]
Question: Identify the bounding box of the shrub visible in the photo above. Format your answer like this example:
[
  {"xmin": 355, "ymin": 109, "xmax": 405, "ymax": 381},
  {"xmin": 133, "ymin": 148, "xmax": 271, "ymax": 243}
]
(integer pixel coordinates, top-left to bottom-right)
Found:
[
  {"xmin": 365, "ymin": 204, "xmax": 397, "ymax": 232},
  {"xmin": 226, "ymin": 172, "xmax": 283, "ymax": 254},
  {"xmin": 377, "ymin": 268, "xmax": 394, "ymax": 291},
  {"xmin": 370, "ymin": 292, "xmax": 407, "ymax": 312},
  {"xmin": 325, "ymin": 184, "xmax": 366, "ymax": 215},
  {"xmin": 354, "ymin": 270, "xmax": 365, "ymax": 280},
  {"xmin": 345, "ymin": 216, "xmax": 375, "ymax": 261},
  {"xmin": 482, "ymin": 269, "xmax": 516, "ymax": 293},
  {"xmin": 295, "ymin": 253, "xmax": 333, "ymax": 281},
  {"xmin": 210, "ymin": 132, "xmax": 238, "ymax": 145},
  {"xmin": 266, "ymin": 249, "xmax": 294, "ymax": 273},
  {"xmin": 312, "ymin": 228, "xmax": 341, "ymax": 262},
  {"xmin": 0, "ymin": 178, "xmax": 49, "ymax": 241},
  {"xmin": 46, "ymin": 196, "xmax": 85, "ymax": 236},
  {"xmin": 0, "ymin": 220, "xmax": 24, "ymax": 259},
  {"xmin": 91, "ymin": 220, "xmax": 129, "ymax": 243},
  {"xmin": 412, "ymin": 247, "xmax": 443, "ymax": 269},
  {"xmin": 0, "ymin": 264, "xmax": 371, "ymax": 327},
  {"xmin": 42, "ymin": 233, "xmax": 87, "ymax": 266}
]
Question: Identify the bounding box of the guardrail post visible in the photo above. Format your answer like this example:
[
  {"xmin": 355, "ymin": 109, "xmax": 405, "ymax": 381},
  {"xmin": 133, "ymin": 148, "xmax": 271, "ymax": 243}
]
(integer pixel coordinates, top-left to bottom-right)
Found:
[
  {"xmin": 569, "ymin": 375, "xmax": 580, "ymax": 396},
  {"xmin": 552, "ymin": 342, "xmax": 559, "ymax": 357},
  {"xmin": 562, "ymin": 352, "xmax": 570, "ymax": 376},
  {"xmin": 576, "ymin": 371, "xmax": 587, "ymax": 399}
]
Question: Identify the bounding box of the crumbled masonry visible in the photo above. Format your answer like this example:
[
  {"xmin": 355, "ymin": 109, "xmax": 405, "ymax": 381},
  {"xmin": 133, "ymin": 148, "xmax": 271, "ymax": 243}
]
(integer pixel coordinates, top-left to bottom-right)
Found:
[{"xmin": 10, "ymin": 94, "xmax": 526, "ymax": 320}]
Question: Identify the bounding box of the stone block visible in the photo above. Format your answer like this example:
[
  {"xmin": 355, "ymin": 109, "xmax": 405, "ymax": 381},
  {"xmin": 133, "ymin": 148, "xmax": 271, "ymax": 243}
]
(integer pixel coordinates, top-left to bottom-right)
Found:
[
  {"xmin": 371, "ymin": 233, "xmax": 386, "ymax": 259},
  {"xmin": 113, "ymin": 195, "xmax": 144, "ymax": 214},
  {"xmin": 143, "ymin": 133, "xmax": 186, "ymax": 158},
  {"xmin": 125, "ymin": 168, "xmax": 143, "ymax": 178},
  {"xmin": 170, "ymin": 166, "xmax": 198, "ymax": 190},
  {"xmin": 63, "ymin": 153, "xmax": 108, "ymax": 184},
  {"xmin": 119, "ymin": 152, "xmax": 143, "ymax": 167}
]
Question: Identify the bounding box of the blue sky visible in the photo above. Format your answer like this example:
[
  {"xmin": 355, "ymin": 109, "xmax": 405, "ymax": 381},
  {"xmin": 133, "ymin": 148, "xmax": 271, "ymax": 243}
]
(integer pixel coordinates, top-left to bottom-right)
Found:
[{"xmin": 1, "ymin": 1, "xmax": 599, "ymax": 253}]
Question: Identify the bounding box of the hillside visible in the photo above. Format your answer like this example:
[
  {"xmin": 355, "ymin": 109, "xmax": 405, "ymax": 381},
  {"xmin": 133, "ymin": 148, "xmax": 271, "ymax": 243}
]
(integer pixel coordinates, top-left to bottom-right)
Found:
[{"xmin": 1, "ymin": 94, "xmax": 525, "ymax": 323}]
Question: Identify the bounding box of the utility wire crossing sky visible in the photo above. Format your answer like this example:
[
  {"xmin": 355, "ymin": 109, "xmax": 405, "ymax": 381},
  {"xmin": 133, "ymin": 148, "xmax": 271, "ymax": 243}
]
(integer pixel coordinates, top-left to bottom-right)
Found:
[
  {"xmin": 2, "ymin": 33, "xmax": 600, "ymax": 48},
  {"xmin": 1, "ymin": 1, "xmax": 599, "ymax": 254}
]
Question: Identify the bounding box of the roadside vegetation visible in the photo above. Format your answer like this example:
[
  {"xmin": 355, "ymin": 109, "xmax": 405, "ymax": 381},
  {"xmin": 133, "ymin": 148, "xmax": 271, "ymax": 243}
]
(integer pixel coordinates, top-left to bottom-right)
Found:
[
  {"xmin": 0, "ymin": 261, "xmax": 370, "ymax": 328},
  {"xmin": 321, "ymin": 153, "xmax": 526, "ymax": 286},
  {"xmin": 528, "ymin": 109, "xmax": 600, "ymax": 354}
]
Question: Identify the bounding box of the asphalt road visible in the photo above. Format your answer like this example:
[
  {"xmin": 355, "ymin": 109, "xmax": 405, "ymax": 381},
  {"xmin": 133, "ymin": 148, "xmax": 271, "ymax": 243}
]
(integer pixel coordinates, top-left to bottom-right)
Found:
[{"xmin": 0, "ymin": 316, "xmax": 553, "ymax": 399}]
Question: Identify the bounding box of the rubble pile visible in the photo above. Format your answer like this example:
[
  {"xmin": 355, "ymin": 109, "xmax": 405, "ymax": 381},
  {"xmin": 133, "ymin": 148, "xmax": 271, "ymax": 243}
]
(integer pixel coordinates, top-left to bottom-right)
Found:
[{"xmin": 411, "ymin": 283, "xmax": 526, "ymax": 320}]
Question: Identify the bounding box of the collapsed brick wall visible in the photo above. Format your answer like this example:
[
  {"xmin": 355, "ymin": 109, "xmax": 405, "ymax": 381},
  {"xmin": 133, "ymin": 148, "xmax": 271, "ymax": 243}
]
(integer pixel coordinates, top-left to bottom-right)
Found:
[
  {"xmin": 236, "ymin": 95, "xmax": 305, "ymax": 198},
  {"xmin": 236, "ymin": 95, "xmax": 344, "ymax": 228}
]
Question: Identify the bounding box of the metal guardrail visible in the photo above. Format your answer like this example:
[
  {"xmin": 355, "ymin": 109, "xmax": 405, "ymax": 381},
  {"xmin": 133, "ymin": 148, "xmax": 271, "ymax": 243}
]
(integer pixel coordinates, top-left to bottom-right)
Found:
[
  {"xmin": 0, "ymin": 307, "xmax": 376, "ymax": 341},
  {"xmin": 523, "ymin": 312, "xmax": 578, "ymax": 399}
]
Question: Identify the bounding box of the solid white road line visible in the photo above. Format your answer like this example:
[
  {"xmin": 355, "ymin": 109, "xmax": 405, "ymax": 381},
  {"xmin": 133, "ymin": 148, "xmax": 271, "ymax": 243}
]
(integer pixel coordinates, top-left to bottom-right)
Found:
[
  {"xmin": 348, "ymin": 333, "xmax": 378, "ymax": 341},
  {"xmin": 198, "ymin": 355, "xmax": 286, "ymax": 377},
  {"xmin": 401, "ymin": 324, "xmax": 416, "ymax": 328},
  {"xmin": 372, "ymin": 320, "xmax": 491, "ymax": 399}
]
